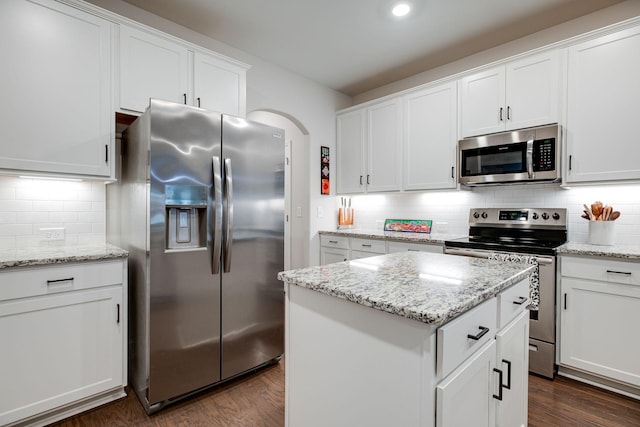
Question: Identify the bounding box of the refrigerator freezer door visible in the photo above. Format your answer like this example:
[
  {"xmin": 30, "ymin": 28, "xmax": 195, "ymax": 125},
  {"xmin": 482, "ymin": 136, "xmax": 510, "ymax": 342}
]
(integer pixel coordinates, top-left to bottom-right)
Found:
[
  {"xmin": 147, "ymin": 100, "xmax": 223, "ymax": 404},
  {"xmin": 221, "ymin": 116, "xmax": 285, "ymax": 380}
]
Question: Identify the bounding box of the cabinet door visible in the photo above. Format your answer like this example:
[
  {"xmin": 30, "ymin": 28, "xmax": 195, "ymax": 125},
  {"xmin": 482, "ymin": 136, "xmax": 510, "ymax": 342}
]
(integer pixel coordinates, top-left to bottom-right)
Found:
[
  {"xmin": 437, "ymin": 340, "xmax": 497, "ymax": 427},
  {"xmin": 506, "ymin": 50, "xmax": 559, "ymax": 130},
  {"xmin": 194, "ymin": 51, "xmax": 246, "ymax": 117},
  {"xmin": 0, "ymin": 286, "xmax": 124, "ymax": 426},
  {"xmin": 566, "ymin": 26, "xmax": 640, "ymax": 183},
  {"xmin": 336, "ymin": 110, "xmax": 366, "ymax": 194},
  {"xmin": 403, "ymin": 82, "xmax": 457, "ymax": 190},
  {"xmin": 320, "ymin": 247, "xmax": 349, "ymax": 265},
  {"xmin": 120, "ymin": 25, "xmax": 189, "ymax": 112},
  {"xmin": 495, "ymin": 311, "xmax": 529, "ymax": 427},
  {"xmin": 0, "ymin": 0, "xmax": 112, "ymax": 177},
  {"xmin": 460, "ymin": 66, "xmax": 505, "ymax": 137},
  {"xmin": 560, "ymin": 277, "xmax": 640, "ymax": 386},
  {"xmin": 367, "ymin": 99, "xmax": 402, "ymax": 192}
]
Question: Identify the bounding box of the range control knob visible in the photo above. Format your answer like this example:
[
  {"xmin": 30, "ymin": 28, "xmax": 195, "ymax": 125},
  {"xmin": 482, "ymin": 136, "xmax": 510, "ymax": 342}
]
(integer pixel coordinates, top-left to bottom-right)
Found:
[
  {"xmin": 542, "ymin": 212, "xmax": 550, "ymax": 220},
  {"xmin": 532, "ymin": 212, "xmax": 539, "ymax": 220},
  {"xmin": 473, "ymin": 211, "xmax": 480, "ymax": 219},
  {"xmin": 481, "ymin": 212, "xmax": 488, "ymax": 219},
  {"xmin": 552, "ymin": 212, "xmax": 561, "ymax": 221}
]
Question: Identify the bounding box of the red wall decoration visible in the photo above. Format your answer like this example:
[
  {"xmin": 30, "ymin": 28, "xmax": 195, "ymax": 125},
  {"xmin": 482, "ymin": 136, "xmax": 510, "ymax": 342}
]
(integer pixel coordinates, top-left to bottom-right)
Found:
[{"xmin": 321, "ymin": 146, "xmax": 330, "ymax": 195}]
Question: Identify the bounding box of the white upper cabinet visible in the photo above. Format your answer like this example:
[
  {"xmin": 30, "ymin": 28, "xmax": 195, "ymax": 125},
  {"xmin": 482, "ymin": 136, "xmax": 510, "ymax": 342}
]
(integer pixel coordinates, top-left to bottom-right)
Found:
[
  {"xmin": 403, "ymin": 82, "xmax": 457, "ymax": 190},
  {"xmin": 193, "ymin": 51, "xmax": 246, "ymax": 117},
  {"xmin": 120, "ymin": 25, "xmax": 248, "ymax": 116},
  {"xmin": 337, "ymin": 99, "xmax": 402, "ymax": 194},
  {"xmin": 336, "ymin": 109, "xmax": 366, "ymax": 194},
  {"xmin": 119, "ymin": 25, "xmax": 189, "ymax": 113},
  {"xmin": 367, "ymin": 98, "xmax": 402, "ymax": 193},
  {"xmin": 0, "ymin": 0, "xmax": 113, "ymax": 177},
  {"xmin": 565, "ymin": 26, "xmax": 640, "ymax": 183},
  {"xmin": 460, "ymin": 50, "xmax": 560, "ymax": 137}
]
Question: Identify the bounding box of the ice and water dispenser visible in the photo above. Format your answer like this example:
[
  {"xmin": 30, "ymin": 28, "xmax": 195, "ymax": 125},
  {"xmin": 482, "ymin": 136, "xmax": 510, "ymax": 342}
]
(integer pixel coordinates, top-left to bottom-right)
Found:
[{"xmin": 165, "ymin": 185, "xmax": 208, "ymax": 250}]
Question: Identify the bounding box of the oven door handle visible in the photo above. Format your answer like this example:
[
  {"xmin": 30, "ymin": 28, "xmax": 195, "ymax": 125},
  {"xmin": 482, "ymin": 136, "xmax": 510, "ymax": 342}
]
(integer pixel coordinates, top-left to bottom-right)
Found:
[{"xmin": 444, "ymin": 248, "xmax": 553, "ymax": 265}]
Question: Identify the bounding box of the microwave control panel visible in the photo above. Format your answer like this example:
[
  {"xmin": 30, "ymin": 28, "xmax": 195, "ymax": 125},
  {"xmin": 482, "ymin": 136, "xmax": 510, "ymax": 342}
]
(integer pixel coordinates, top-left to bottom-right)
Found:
[{"xmin": 533, "ymin": 139, "xmax": 555, "ymax": 172}]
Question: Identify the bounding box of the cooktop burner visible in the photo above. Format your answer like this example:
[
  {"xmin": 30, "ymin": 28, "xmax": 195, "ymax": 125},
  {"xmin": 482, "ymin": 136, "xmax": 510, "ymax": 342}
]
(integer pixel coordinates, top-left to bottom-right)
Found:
[{"xmin": 445, "ymin": 208, "xmax": 568, "ymax": 256}]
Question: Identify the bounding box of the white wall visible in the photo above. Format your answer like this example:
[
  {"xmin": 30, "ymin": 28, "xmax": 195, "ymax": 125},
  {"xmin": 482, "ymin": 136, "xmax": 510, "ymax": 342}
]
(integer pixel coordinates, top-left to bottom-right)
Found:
[{"xmin": 346, "ymin": 183, "xmax": 640, "ymax": 245}]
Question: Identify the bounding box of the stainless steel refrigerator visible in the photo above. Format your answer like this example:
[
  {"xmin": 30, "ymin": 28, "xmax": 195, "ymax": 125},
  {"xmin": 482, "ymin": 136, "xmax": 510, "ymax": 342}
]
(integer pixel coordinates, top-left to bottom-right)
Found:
[{"xmin": 108, "ymin": 99, "xmax": 285, "ymax": 414}]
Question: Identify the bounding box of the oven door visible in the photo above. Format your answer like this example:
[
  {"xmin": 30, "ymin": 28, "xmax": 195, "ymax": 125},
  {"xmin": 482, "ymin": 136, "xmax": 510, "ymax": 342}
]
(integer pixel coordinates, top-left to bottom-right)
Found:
[{"xmin": 444, "ymin": 247, "xmax": 557, "ymax": 378}]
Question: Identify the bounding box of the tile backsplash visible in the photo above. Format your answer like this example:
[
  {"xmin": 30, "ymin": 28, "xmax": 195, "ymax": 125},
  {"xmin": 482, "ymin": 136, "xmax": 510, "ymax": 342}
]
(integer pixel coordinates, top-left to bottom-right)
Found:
[
  {"xmin": 0, "ymin": 176, "xmax": 106, "ymax": 249},
  {"xmin": 348, "ymin": 183, "xmax": 640, "ymax": 245}
]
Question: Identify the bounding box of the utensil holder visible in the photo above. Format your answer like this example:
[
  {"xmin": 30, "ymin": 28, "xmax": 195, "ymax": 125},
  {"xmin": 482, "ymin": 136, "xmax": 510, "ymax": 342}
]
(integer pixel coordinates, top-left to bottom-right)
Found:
[
  {"xmin": 588, "ymin": 221, "xmax": 615, "ymax": 246},
  {"xmin": 338, "ymin": 208, "xmax": 354, "ymax": 228}
]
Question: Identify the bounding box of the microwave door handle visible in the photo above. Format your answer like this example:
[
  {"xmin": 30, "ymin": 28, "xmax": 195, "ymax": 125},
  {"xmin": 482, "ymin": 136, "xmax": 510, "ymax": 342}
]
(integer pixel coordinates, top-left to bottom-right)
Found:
[{"xmin": 526, "ymin": 138, "xmax": 534, "ymax": 179}]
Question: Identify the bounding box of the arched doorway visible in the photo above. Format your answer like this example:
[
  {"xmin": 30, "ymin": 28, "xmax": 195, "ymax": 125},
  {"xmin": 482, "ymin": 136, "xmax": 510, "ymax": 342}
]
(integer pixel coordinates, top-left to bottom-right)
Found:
[{"xmin": 248, "ymin": 110, "xmax": 310, "ymax": 270}]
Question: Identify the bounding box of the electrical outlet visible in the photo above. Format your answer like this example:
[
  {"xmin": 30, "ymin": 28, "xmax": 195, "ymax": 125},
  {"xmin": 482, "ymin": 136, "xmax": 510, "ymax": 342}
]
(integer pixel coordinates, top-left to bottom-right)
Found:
[{"xmin": 39, "ymin": 227, "xmax": 65, "ymax": 241}]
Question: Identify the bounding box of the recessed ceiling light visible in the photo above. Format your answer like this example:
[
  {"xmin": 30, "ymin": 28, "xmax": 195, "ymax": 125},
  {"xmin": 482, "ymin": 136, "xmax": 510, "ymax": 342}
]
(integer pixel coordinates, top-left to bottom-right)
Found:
[{"xmin": 391, "ymin": 2, "xmax": 411, "ymax": 17}]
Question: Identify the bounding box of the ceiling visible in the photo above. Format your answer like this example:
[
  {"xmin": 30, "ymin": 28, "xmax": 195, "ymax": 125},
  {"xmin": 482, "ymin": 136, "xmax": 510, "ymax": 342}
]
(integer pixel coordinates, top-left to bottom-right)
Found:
[{"xmin": 121, "ymin": 0, "xmax": 623, "ymax": 96}]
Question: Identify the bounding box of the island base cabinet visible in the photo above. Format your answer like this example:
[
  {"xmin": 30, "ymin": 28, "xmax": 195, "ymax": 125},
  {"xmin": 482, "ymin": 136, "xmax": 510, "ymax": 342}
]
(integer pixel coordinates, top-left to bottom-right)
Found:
[
  {"xmin": 436, "ymin": 340, "xmax": 497, "ymax": 427},
  {"xmin": 560, "ymin": 277, "xmax": 640, "ymax": 387},
  {"xmin": 495, "ymin": 310, "xmax": 529, "ymax": 427},
  {"xmin": 285, "ymin": 284, "xmax": 436, "ymax": 427},
  {"xmin": 0, "ymin": 286, "xmax": 124, "ymax": 426},
  {"xmin": 436, "ymin": 307, "xmax": 529, "ymax": 427}
]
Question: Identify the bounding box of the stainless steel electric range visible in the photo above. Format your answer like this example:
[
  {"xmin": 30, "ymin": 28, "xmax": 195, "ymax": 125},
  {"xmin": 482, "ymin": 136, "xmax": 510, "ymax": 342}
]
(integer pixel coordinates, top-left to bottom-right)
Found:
[{"xmin": 444, "ymin": 208, "xmax": 567, "ymax": 379}]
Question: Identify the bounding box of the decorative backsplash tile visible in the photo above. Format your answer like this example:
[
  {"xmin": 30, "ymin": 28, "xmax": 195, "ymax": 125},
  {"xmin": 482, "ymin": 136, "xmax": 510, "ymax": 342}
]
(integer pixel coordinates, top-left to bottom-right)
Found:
[
  {"xmin": 349, "ymin": 183, "xmax": 640, "ymax": 245},
  {"xmin": 0, "ymin": 176, "xmax": 106, "ymax": 249}
]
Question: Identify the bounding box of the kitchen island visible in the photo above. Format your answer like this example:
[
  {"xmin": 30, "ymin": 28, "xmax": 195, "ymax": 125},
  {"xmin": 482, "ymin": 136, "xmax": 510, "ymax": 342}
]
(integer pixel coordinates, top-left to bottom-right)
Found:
[{"xmin": 278, "ymin": 252, "xmax": 534, "ymax": 427}]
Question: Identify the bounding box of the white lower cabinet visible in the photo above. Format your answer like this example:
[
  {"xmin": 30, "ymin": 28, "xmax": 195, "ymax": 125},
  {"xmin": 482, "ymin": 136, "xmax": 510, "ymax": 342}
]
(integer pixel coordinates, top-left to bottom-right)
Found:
[
  {"xmin": 319, "ymin": 234, "xmax": 444, "ymax": 265},
  {"xmin": 0, "ymin": 260, "xmax": 127, "ymax": 427},
  {"xmin": 495, "ymin": 311, "xmax": 529, "ymax": 427},
  {"xmin": 387, "ymin": 241, "xmax": 443, "ymax": 254},
  {"xmin": 437, "ymin": 282, "xmax": 529, "ymax": 427},
  {"xmin": 437, "ymin": 340, "xmax": 497, "ymax": 427},
  {"xmin": 559, "ymin": 256, "xmax": 640, "ymax": 390}
]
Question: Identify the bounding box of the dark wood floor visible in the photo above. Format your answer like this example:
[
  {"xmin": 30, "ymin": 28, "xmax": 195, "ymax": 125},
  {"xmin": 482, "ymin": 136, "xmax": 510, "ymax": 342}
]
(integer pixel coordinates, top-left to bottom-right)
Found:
[{"xmin": 51, "ymin": 361, "xmax": 640, "ymax": 426}]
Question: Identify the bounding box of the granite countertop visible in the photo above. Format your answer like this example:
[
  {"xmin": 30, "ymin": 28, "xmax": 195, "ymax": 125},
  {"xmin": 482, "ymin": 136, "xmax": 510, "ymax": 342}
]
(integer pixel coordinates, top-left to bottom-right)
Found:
[
  {"xmin": 319, "ymin": 228, "xmax": 465, "ymax": 244},
  {"xmin": 0, "ymin": 244, "xmax": 129, "ymax": 269},
  {"xmin": 557, "ymin": 242, "xmax": 640, "ymax": 260},
  {"xmin": 278, "ymin": 251, "xmax": 533, "ymax": 327}
]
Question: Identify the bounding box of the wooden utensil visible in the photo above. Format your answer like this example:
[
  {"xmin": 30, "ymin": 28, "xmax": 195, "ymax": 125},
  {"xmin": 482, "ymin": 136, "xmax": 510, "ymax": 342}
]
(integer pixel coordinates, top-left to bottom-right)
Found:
[
  {"xmin": 591, "ymin": 201, "xmax": 603, "ymax": 218},
  {"xmin": 583, "ymin": 204, "xmax": 595, "ymax": 220},
  {"xmin": 609, "ymin": 211, "xmax": 620, "ymax": 221}
]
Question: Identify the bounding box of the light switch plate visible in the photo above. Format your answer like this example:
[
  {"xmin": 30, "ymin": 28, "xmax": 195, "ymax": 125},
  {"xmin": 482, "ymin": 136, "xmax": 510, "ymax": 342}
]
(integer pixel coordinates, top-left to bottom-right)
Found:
[
  {"xmin": 39, "ymin": 227, "xmax": 65, "ymax": 241},
  {"xmin": 317, "ymin": 206, "xmax": 323, "ymax": 218}
]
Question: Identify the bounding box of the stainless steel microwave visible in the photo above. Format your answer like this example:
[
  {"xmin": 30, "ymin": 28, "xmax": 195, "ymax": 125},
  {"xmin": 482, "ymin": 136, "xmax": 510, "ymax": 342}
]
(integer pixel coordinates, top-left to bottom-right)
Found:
[{"xmin": 458, "ymin": 124, "xmax": 561, "ymax": 186}]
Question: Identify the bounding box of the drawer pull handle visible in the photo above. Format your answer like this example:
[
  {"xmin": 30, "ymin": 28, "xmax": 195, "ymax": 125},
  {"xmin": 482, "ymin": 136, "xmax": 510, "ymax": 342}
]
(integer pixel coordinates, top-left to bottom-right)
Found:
[
  {"xmin": 493, "ymin": 368, "xmax": 504, "ymax": 401},
  {"xmin": 328, "ymin": 240, "xmax": 338, "ymax": 244},
  {"xmin": 502, "ymin": 359, "xmax": 512, "ymax": 390},
  {"xmin": 407, "ymin": 249, "xmax": 420, "ymax": 252},
  {"xmin": 467, "ymin": 326, "xmax": 489, "ymax": 340},
  {"xmin": 361, "ymin": 244, "xmax": 372, "ymax": 248},
  {"xmin": 46, "ymin": 277, "xmax": 74, "ymax": 285},
  {"xmin": 513, "ymin": 296, "xmax": 527, "ymax": 305},
  {"xmin": 606, "ymin": 270, "xmax": 632, "ymax": 276}
]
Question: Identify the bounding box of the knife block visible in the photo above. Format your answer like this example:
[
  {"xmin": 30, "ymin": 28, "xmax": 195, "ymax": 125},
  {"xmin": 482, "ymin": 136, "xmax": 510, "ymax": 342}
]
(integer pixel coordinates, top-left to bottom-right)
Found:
[{"xmin": 338, "ymin": 208, "xmax": 354, "ymax": 227}]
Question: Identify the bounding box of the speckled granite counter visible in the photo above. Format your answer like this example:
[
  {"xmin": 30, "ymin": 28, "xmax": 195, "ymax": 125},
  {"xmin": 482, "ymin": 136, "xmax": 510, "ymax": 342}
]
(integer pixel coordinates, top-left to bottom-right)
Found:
[
  {"xmin": 0, "ymin": 244, "xmax": 128, "ymax": 269},
  {"xmin": 557, "ymin": 242, "xmax": 640, "ymax": 260},
  {"xmin": 319, "ymin": 228, "xmax": 465, "ymax": 244},
  {"xmin": 278, "ymin": 251, "xmax": 533, "ymax": 327}
]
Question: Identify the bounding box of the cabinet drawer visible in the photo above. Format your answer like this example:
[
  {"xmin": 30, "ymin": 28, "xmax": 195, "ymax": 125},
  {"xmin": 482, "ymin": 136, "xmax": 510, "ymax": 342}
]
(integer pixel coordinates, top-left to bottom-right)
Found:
[
  {"xmin": 350, "ymin": 238, "xmax": 385, "ymax": 254},
  {"xmin": 561, "ymin": 256, "xmax": 640, "ymax": 286},
  {"xmin": 387, "ymin": 241, "xmax": 443, "ymax": 254},
  {"xmin": 497, "ymin": 279, "xmax": 529, "ymax": 329},
  {"xmin": 320, "ymin": 235, "xmax": 349, "ymax": 249},
  {"xmin": 437, "ymin": 297, "xmax": 497, "ymax": 379},
  {"xmin": 0, "ymin": 260, "xmax": 125, "ymax": 302}
]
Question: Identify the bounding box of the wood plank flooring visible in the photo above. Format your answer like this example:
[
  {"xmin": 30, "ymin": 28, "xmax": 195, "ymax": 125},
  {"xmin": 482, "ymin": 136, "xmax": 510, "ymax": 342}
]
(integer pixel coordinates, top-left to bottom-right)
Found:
[{"xmin": 51, "ymin": 361, "xmax": 640, "ymax": 426}]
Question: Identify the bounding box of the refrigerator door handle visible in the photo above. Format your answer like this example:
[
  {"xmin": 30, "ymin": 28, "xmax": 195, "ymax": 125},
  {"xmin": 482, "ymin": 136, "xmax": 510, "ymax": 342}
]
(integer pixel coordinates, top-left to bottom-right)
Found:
[
  {"xmin": 223, "ymin": 158, "xmax": 234, "ymax": 273},
  {"xmin": 212, "ymin": 156, "xmax": 223, "ymax": 274}
]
